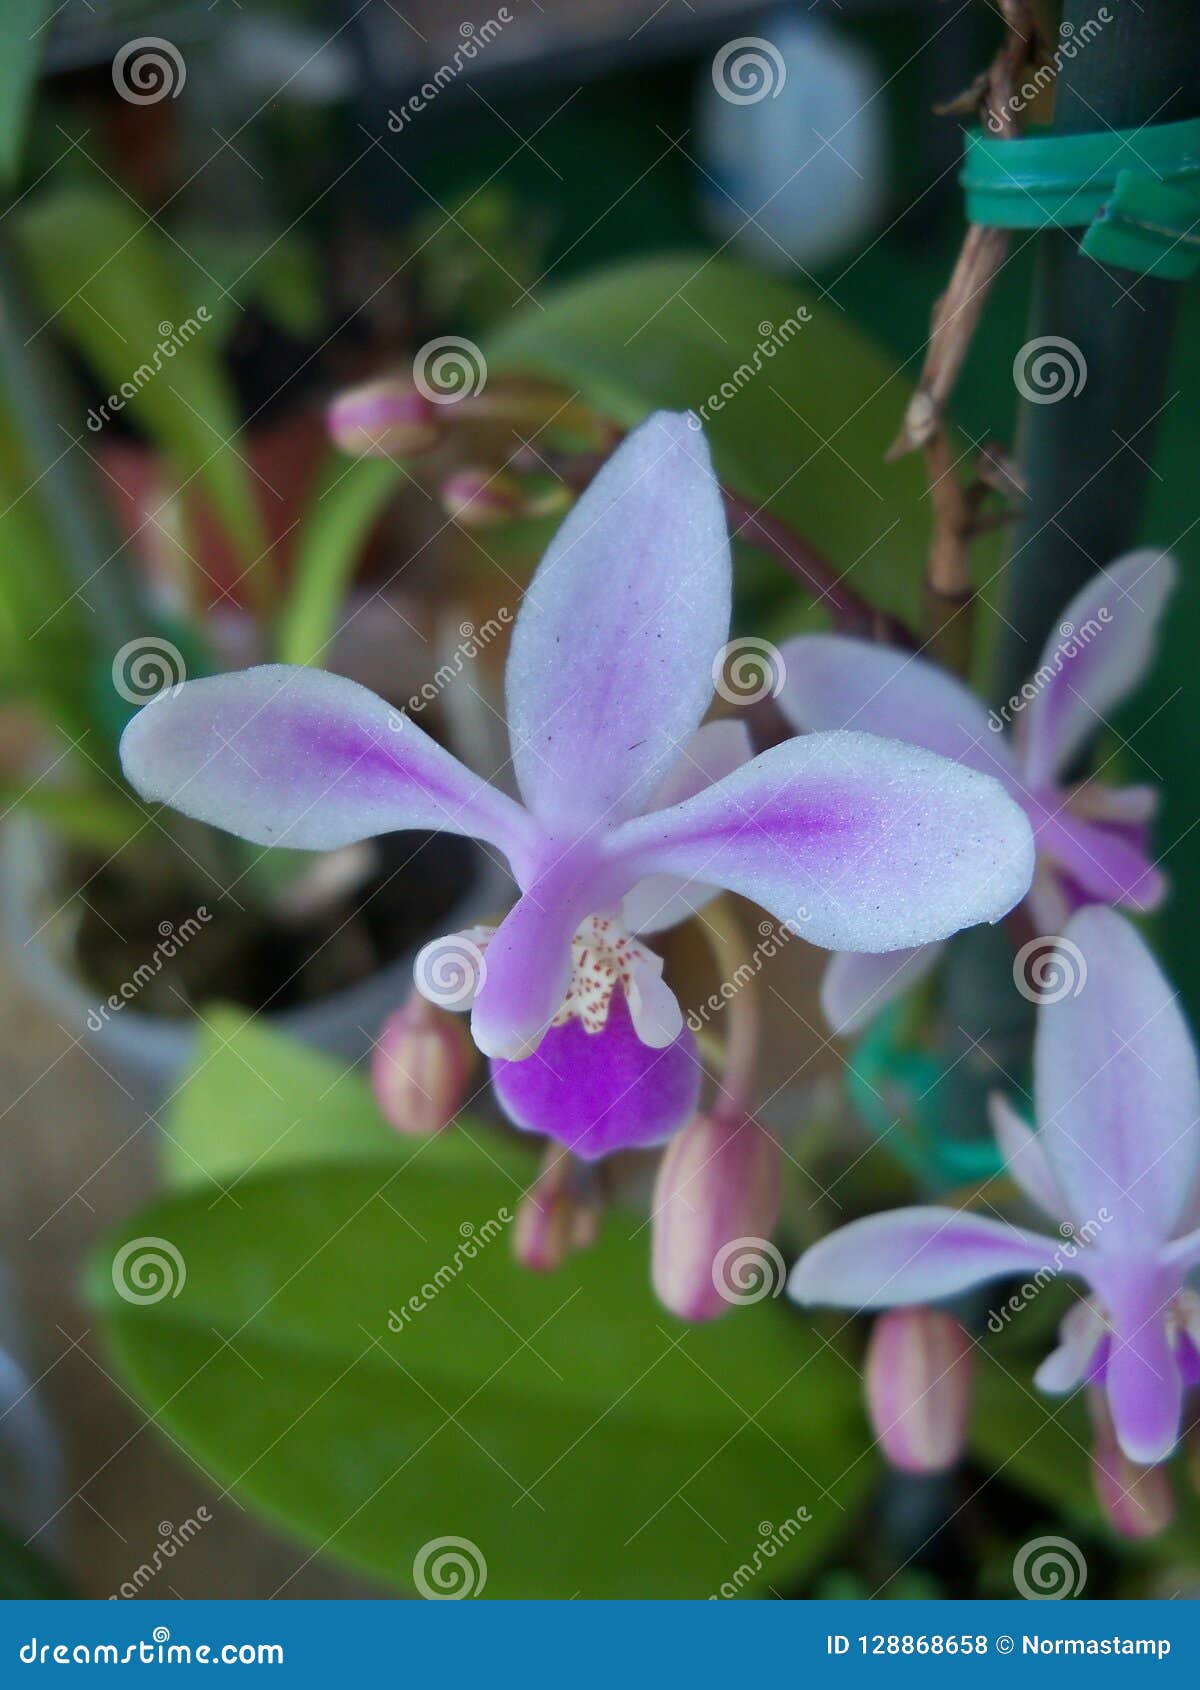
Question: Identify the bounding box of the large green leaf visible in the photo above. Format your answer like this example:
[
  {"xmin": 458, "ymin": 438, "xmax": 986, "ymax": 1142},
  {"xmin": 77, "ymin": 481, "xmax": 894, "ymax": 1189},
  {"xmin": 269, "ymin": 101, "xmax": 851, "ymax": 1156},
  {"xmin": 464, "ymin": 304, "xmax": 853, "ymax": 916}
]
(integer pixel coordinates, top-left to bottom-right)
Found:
[
  {"xmin": 486, "ymin": 254, "xmax": 929, "ymax": 624},
  {"xmin": 159, "ymin": 1007, "xmax": 530, "ymax": 1196},
  {"xmin": 14, "ymin": 186, "xmax": 262, "ymax": 577},
  {"xmin": 91, "ymin": 1022, "xmax": 872, "ymax": 1597},
  {"xmin": 0, "ymin": 1, "xmax": 49, "ymax": 183},
  {"xmin": 90, "ymin": 1155, "xmax": 870, "ymax": 1598}
]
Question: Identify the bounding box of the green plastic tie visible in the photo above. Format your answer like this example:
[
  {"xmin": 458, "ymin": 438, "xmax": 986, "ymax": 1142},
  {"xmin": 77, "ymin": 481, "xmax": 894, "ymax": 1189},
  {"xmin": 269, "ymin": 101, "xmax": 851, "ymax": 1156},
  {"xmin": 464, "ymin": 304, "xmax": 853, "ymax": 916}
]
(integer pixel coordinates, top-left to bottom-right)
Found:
[
  {"xmin": 847, "ymin": 1007, "xmax": 1003, "ymax": 1193},
  {"xmin": 961, "ymin": 116, "xmax": 1200, "ymax": 280}
]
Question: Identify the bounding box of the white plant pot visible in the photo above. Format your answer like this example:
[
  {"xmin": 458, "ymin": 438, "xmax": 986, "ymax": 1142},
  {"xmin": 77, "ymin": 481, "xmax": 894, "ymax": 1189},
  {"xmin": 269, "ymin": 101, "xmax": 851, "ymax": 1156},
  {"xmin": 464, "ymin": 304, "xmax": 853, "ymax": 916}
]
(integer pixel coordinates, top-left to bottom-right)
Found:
[{"xmin": 0, "ymin": 816, "xmax": 506, "ymax": 1113}]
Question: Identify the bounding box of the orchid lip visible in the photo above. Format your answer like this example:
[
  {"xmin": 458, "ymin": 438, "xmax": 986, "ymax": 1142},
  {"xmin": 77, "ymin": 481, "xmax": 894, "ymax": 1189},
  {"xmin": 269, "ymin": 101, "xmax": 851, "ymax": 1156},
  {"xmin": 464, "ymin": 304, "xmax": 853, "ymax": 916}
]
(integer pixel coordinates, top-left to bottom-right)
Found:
[{"xmin": 418, "ymin": 910, "xmax": 682, "ymax": 1061}]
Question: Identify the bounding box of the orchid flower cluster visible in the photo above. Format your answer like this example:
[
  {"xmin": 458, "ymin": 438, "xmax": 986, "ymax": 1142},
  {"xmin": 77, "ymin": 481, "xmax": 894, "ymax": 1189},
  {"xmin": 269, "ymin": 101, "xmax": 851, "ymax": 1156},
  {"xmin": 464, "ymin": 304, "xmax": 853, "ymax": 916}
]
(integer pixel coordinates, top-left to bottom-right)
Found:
[
  {"xmin": 121, "ymin": 411, "xmax": 1031, "ymax": 1245},
  {"xmin": 794, "ymin": 907, "xmax": 1200, "ymax": 1532},
  {"xmin": 775, "ymin": 549, "xmax": 1174, "ymax": 1034},
  {"xmin": 119, "ymin": 405, "xmax": 1187, "ymax": 1532}
]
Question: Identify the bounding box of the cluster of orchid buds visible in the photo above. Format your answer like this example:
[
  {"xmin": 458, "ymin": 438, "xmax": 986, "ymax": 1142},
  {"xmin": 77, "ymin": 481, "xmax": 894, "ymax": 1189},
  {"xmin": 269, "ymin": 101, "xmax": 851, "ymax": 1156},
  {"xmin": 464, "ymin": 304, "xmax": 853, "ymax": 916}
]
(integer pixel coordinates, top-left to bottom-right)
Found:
[
  {"xmin": 119, "ymin": 369, "xmax": 1191, "ymax": 1540},
  {"xmin": 328, "ymin": 369, "xmax": 608, "ymax": 529}
]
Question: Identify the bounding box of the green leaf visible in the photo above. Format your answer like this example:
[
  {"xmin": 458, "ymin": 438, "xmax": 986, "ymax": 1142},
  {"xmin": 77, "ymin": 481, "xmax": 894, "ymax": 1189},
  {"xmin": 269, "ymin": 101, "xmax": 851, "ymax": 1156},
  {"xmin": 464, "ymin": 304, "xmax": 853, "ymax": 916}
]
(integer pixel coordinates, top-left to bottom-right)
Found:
[
  {"xmin": 97, "ymin": 1022, "xmax": 873, "ymax": 1597},
  {"xmin": 970, "ymin": 1354, "xmax": 1098, "ymax": 1523},
  {"xmin": 89, "ymin": 1148, "xmax": 872, "ymax": 1597},
  {"xmin": 0, "ymin": 424, "xmax": 91, "ymax": 741},
  {"xmin": 0, "ymin": 1, "xmax": 49, "ymax": 183},
  {"xmin": 275, "ymin": 456, "xmax": 404, "ymax": 666},
  {"xmin": 159, "ymin": 1007, "xmax": 523, "ymax": 1196},
  {"xmin": 486, "ymin": 254, "xmax": 929, "ymax": 625},
  {"xmin": 0, "ymin": 781, "xmax": 141, "ymax": 850},
  {"xmin": 971, "ymin": 1353, "xmax": 1200, "ymax": 1564},
  {"xmin": 14, "ymin": 185, "xmax": 263, "ymax": 576}
]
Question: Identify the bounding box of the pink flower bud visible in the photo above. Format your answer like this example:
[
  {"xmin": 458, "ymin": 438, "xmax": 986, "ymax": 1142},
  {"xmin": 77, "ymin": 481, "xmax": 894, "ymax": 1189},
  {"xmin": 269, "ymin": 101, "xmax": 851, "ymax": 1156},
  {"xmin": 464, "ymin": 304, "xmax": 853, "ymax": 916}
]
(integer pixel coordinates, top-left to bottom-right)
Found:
[
  {"xmin": 514, "ymin": 1144, "xmax": 600, "ymax": 1273},
  {"xmin": 327, "ymin": 379, "xmax": 440, "ymax": 456},
  {"xmin": 371, "ymin": 992, "xmax": 474, "ymax": 1136},
  {"xmin": 865, "ymin": 1307, "xmax": 974, "ymax": 1474},
  {"xmin": 651, "ymin": 1113, "xmax": 782, "ymax": 1322},
  {"xmin": 1091, "ymin": 1392, "xmax": 1174, "ymax": 1539},
  {"xmin": 440, "ymin": 469, "xmax": 522, "ymax": 528}
]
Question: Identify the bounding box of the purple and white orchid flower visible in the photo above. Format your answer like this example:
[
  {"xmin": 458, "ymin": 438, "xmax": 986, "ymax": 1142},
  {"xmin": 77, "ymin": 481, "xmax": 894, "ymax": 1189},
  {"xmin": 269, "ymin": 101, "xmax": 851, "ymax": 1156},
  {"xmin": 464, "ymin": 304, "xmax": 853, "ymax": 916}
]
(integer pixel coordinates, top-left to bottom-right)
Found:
[
  {"xmin": 120, "ymin": 412, "xmax": 1034, "ymax": 1159},
  {"xmin": 777, "ymin": 548, "xmax": 1175, "ymax": 1035},
  {"xmin": 791, "ymin": 906, "xmax": 1200, "ymax": 1467}
]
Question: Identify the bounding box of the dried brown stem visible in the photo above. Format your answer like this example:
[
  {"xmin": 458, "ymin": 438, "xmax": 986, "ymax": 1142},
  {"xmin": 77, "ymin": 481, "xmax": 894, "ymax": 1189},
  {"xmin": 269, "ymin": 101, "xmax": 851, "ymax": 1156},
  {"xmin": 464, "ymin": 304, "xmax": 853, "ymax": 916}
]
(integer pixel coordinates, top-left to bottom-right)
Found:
[{"xmin": 889, "ymin": 0, "xmax": 1040, "ymax": 671}]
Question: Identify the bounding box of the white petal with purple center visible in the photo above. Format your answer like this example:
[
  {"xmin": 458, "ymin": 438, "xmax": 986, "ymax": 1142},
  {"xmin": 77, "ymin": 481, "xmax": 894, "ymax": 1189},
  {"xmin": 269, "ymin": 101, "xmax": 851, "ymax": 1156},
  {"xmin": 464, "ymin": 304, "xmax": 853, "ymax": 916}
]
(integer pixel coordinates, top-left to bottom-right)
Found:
[
  {"xmin": 609, "ymin": 730, "xmax": 1035, "ymax": 955},
  {"xmin": 120, "ymin": 664, "xmax": 535, "ymax": 860},
  {"xmin": 504, "ymin": 411, "xmax": 731, "ymax": 833}
]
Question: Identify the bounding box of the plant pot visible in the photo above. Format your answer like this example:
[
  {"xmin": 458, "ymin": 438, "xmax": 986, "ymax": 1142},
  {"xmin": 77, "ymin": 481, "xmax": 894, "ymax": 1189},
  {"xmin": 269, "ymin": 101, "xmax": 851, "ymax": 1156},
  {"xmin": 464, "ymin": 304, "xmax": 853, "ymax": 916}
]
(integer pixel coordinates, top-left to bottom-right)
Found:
[{"xmin": 0, "ymin": 815, "xmax": 506, "ymax": 1116}]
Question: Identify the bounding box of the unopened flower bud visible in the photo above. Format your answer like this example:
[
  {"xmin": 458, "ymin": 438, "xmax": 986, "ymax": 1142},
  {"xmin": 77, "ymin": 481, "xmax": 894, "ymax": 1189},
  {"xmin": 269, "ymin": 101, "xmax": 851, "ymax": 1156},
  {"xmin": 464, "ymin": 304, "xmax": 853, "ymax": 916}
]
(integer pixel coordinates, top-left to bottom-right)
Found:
[
  {"xmin": 371, "ymin": 991, "xmax": 473, "ymax": 1136},
  {"xmin": 440, "ymin": 469, "xmax": 522, "ymax": 527},
  {"xmin": 1091, "ymin": 1392, "xmax": 1174, "ymax": 1539},
  {"xmin": 865, "ymin": 1307, "xmax": 974, "ymax": 1474},
  {"xmin": 651, "ymin": 1112, "xmax": 781, "ymax": 1322},
  {"xmin": 327, "ymin": 379, "xmax": 440, "ymax": 456},
  {"xmin": 514, "ymin": 1144, "xmax": 600, "ymax": 1272}
]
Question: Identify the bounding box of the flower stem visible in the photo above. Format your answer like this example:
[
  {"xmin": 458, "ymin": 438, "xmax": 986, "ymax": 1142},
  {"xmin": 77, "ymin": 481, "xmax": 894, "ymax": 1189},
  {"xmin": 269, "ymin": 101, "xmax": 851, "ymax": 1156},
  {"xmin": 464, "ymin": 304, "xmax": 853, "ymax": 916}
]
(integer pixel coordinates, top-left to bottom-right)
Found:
[
  {"xmin": 695, "ymin": 896, "xmax": 761, "ymax": 1114},
  {"xmin": 720, "ymin": 489, "xmax": 916, "ymax": 648}
]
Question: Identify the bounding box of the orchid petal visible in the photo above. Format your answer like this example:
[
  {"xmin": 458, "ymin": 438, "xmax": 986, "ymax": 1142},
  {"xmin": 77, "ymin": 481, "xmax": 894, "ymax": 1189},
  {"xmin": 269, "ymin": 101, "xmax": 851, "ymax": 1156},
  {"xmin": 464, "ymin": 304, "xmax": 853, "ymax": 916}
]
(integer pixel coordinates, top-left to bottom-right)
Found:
[
  {"xmin": 621, "ymin": 720, "xmax": 753, "ymax": 935},
  {"xmin": 1161, "ymin": 1226, "xmax": 1200, "ymax": 1273},
  {"xmin": 625, "ymin": 954, "xmax": 685, "ymax": 1048},
  {"xmin": 120, "ymin": 665, "xmax": 534, "ymax": 861},
  {"xmin": 821, "ymin": 945, "xmax": 941, "ymax": 1038},
  {"xmin": 490, "ymin": 990, "xmax": 701, "ymax": 1161},
  {"xmin": 505, "ymin": 412, "xmax": 730, "ymax": 832},
  {"xmin": 1022, "ymin": 548, "xmax": 1176, "ymax": 789},
  {"xmin": 469, "ymin": 891, "xmax": 586, "ymax": 1061},
  {"xmin": 1070, "ymin": 782, "xmax": 1159, "ymax": 827},
  {"xmin": 1034, "ymin": 907, "xmax": 1200, "ymax": 1250},
  {"xmin": 789, "ymin": 1207, "xmax": 1060, "ymax": 1309},
  {"xmin": 777, "ymin": 635, "xmax": 1016, "ymax": 779},
  {"xmin": 1105, "ymin": 1290, "xmax": 1183, "ymax": 1464},
  {"xmin": 988, "ymin": 1092, "xmax": 1068, "ymax": 1222},
  {"xmin": 1036, "ymin": 809, "xmax": 1165, "ymax": 913},
  {"xmin": 1034, "ymin": 1300, "xmax": 1108, "ymax": 1394},
  {"xmin": 609, "ymin": 730, "xmax": 1034, "ymax": 955},
  {"xmin": 1025, "ymin": 862, "xmax": 1072, "ymax": 934}
]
